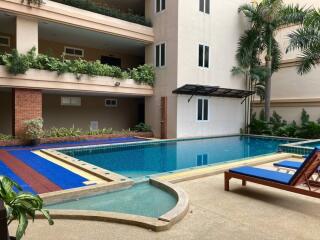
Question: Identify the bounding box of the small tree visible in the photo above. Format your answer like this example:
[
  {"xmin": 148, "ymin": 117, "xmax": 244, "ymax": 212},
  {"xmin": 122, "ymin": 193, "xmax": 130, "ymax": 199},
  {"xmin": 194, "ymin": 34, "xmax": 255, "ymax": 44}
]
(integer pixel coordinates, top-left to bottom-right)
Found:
[{"xmin": 237, "ymin": 0, "xmax": 306, "ymax": 120}]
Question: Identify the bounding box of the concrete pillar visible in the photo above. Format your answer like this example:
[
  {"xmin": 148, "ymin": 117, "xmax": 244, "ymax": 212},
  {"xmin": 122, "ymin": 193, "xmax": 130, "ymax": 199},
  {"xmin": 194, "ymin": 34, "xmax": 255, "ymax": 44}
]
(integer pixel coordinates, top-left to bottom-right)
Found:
[
  {"xmin": 16, "ymin": 16, "xmax": 38, "ymax": 54},
  {"xmin": 13, "ymin": 89, "xmax": 42, "ymax": 137}
]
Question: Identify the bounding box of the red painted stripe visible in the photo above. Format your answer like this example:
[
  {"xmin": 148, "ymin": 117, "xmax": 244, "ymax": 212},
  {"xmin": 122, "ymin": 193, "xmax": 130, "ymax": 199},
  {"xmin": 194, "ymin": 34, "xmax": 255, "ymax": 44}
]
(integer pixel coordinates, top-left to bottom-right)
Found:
[{"xmin": 0, "ymin": 150, "xmax": 61, "ymax": 194}]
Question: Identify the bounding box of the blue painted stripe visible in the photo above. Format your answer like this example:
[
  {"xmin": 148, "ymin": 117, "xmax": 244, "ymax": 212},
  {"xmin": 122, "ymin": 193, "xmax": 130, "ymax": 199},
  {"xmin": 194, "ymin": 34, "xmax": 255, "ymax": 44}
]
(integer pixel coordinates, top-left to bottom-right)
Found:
[
  {"xmin": 9, "ymin": 150, "xmax": 88, "ymax": 190},
  {"xmin": 0, "ymin": 160, "xmax": 36, "ymax": 194}
]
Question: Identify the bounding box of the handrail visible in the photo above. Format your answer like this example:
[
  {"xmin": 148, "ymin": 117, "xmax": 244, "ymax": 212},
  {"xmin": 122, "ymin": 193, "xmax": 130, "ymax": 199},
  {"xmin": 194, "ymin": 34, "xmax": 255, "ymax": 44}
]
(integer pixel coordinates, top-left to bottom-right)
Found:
[{"xmin": 0, "ymin": 200, "xmax": 9, "ymax": 240}]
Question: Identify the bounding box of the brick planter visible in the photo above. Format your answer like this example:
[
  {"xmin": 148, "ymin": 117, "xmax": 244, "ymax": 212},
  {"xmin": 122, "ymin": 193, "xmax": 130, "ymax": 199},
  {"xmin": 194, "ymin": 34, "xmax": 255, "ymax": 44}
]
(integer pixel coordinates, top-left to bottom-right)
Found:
[{"xmin": 0, "ymin": 132, "xmax": 153, "ymax": 147}]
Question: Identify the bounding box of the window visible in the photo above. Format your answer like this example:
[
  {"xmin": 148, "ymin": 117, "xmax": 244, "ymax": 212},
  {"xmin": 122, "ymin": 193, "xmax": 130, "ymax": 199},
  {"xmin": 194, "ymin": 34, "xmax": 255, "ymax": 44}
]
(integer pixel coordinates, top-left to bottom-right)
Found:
[
  {"xmin": 197, "ymin": 98, "xmax": 209, "ymax": 121},
  {"xmin": 198, "ymin": 44, "xmax": 209, "ymax": 68},
  {"xmin": 156, "ymin": 0, "xmax": 166, "ymax": 13},
  {"xmin": 64, "ymin": 46, "xmax": 84, "ymax": 57},
  {"xmin": 105, "ymin": 99, "xmax": 118, "ymax": 107},
  {"xmin": 199, "ymin": 0, "xmax": 210, "ymax": 14},
  {"xmin": 0, "ymin": 36, "xmax": 10, "ymax": 47},
  {"xmin": 61, "ymin": 97, "xmax": 81, "ymax": 106},
  {"xmin": 155, "ymin": 43, "xmax": 166, "ymax": 67}
]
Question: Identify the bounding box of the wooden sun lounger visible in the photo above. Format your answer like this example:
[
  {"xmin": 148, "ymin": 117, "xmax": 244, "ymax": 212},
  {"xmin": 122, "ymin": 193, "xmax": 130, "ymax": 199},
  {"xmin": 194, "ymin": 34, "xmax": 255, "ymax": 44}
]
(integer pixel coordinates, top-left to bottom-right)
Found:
[{"xmin": 224, "ymin": 149, "xmax": 320, "ymax": 199}]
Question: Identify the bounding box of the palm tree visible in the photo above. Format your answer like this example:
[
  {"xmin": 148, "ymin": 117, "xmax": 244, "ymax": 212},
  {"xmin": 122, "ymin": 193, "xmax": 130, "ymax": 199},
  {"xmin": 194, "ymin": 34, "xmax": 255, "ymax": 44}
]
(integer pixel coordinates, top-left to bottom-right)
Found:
[
  {"xmin": 237, "ymin": 0, "xmax": 306, "ymax": 120},
  {"xmin": 287, "ymin": 9, "xmax": 320, "ymax": 74}
]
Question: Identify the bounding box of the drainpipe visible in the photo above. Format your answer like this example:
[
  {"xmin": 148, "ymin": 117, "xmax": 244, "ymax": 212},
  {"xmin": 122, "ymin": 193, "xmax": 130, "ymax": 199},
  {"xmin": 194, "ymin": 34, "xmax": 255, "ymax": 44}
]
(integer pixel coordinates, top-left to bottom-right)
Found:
[{"xmin": 0, "ymin": 200, "xmax": 9, "ymax": 240}]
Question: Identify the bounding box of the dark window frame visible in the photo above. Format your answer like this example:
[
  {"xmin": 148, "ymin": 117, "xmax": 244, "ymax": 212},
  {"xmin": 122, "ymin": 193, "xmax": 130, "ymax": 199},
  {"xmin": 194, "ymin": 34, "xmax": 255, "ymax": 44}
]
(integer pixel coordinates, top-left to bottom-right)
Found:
[
  {"xmin": 198, "ymin": 44, "xmax": 210, "ymax": 68},
  {"xmin": 156, "ymin": 0, "xmax": 166, "ymax": 13},
  {"xmin": 155, "ymin": 43, "xmax": 166, "ymax": 67},
  {"xmin": 200, "ymin": 0, "xmax": 210, "ymax": 14},
  {"xmin": 197, "ymin": 98, "xmax": 209, "ymax": 121}
]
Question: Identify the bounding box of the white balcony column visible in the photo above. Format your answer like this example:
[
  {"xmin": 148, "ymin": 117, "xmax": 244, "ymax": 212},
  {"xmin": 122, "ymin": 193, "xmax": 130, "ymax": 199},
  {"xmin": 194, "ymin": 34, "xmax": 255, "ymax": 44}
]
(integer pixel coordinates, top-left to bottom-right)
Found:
[{"xmin": 16, "ymin": 16, "xmax": 38, "ymax": 54}]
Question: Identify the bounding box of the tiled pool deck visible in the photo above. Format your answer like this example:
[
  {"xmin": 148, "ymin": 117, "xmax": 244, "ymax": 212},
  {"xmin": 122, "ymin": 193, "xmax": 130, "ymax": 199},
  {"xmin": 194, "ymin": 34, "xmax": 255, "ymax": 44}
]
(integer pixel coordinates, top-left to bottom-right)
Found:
[
  {"xmin": 0, "ymin": 137, "xmax": 146, "ymax": 194},
  {"xmin": 11, "ymin": 159, "xmax": 319, "ymax": 240}
]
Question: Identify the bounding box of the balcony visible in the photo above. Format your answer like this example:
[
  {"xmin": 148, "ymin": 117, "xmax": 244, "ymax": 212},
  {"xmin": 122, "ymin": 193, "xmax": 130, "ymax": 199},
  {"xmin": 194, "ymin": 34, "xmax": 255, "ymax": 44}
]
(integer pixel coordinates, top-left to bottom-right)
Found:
[
  {"xmin": 0, "ymin": 66, "xmax": 153, "ymax": 96},
  {"xmin": 0, "ymin": 0, "xmax": 154, "ymax": 43}
]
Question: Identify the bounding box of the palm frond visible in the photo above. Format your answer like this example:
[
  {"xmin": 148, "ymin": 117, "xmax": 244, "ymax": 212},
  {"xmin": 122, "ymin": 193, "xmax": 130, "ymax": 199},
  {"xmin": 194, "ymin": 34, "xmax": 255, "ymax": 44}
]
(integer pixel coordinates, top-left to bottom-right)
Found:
[
  {"xmin": 278, "ymin": 4, "xmax": 307, "ymax": 26},
  {"xmin": 236, "ymin": 29, "xmax": 262, "ymax": 68},
  {"xmin": 238, "ymin": 4, "xmax": 264, "ymax": 24},
  {"xmin": 297, "ymin": 45, "xmax": 320, "ymax": 74},
  {"xmin": 271, "ymin": 38, "xmax": 282, "ymax": 72},
  {"xmin": 304, "ymin": 9, "xmax": 320, "ymax": 29},
  {"xmin": 287, "ymin": 27, "xmax": 320, "ymax": 52}
]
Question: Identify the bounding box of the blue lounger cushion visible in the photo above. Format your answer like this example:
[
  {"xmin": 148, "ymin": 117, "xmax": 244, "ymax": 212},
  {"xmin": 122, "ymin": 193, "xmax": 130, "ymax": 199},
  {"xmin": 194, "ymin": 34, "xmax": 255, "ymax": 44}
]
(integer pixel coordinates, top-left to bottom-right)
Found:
[
  {"xmin": 230, "ymin": 166, "xmax": 293, "ymax": 184},
  {"xmin": 273, "ymin": 161, "xmax": 301, "ymax": 170},
  {"xmin": 274, "ymin": 160, "xmax": 320, "ymax": 171}
]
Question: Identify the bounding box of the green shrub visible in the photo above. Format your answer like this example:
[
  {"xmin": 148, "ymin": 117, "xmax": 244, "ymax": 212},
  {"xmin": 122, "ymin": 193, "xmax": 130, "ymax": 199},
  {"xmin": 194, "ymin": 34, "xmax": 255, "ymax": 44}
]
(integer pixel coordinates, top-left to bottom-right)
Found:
[
  {"xmin": 24, "ymin": 118, "xmax": 44, "ymax": 140},
  {"xmin": 129, "ymin": 65, "xmax": 156, "ymax": 86},
  {"xmin": 45, "ymin": 126, "xmax": 82, "ymax": 138},
  {"xmin": 21, "ymin": 0, "xmax": 44, "ymax": 6},
  {"xmin": 2, "ymin": 49, "xmax": 31, "ymax": 75},
  {"xmin": 132, "ymin": 123, "xmax": 152, "ymax": 132},
  {"xmin": 249, "ymin": 109, "xmax": 320, "ymax": 139},
  {"xmin": 0, "ymin": 48, "xmax": 155, "ymax": 86},
  {"xmin": 249, "ymin": 113, "xmax": 272, "ymax": 135},
  {"xmin": 51, "ymin": 0, "xmax": 151, "ymax": 26},
  {"xmin": 86, "ymin": 128, "xmax": 114, "ymax": 135},
  {"xmin": 0, "ymin": 134, "xmax": 13, "ymax": 141}
]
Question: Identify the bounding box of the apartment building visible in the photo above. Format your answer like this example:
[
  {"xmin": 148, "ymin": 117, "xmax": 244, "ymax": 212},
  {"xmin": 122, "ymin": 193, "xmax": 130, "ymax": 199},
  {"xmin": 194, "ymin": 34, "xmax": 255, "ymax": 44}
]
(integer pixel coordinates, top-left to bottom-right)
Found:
[
  {"xmin": 253, "ymin": 0, "xmax": 320, "ymax": 124},
  {"xmin": 0, "ymin": 0, "xmax": 250, "ymax": 138}
]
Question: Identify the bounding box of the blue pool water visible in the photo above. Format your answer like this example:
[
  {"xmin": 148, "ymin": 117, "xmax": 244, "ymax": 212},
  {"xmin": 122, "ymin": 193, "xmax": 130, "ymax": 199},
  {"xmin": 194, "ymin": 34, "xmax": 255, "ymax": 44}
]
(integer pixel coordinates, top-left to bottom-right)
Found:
[
  {"xmin": 61, "ymin": 136, "xmax": 292, "ymax": 179},
  {"xmin": 301, "ymin": 141, "xmax": 320, "ymax": 148},
  {"xmin": 47, "ymin": 182, "xmax": 177, "ymax": 218}
]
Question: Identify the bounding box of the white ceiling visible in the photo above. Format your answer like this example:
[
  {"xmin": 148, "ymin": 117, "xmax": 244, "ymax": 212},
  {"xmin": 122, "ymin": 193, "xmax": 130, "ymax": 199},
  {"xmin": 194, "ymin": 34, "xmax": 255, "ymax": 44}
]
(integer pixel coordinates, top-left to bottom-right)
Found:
[
  {"xmin": 0, "ymin": 11, "xmax": 146, "ymax": 56},
  {"xmin": 38, "ymin": 21, "xmax": 146, "ymax": 56}
]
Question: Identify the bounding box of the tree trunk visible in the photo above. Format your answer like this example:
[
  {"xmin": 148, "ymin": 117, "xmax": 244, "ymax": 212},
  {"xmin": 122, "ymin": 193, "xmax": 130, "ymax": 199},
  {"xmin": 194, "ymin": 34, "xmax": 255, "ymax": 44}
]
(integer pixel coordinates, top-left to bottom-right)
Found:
[
  {"xmin": 264, "ymin": 57, "xmax": 272, "ymax": 121},
  {"xmin": 265, "ymin": 33, "xmax": 273, "ymax": 121}
]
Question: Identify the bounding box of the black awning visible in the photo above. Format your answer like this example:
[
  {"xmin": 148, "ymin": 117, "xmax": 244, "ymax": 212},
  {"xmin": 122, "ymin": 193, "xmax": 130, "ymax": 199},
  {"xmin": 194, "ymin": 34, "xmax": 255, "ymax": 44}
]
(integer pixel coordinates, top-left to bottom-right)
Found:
[{"xmin": 172, "ymin": 84, "xmax": 255, "ymax": 98}]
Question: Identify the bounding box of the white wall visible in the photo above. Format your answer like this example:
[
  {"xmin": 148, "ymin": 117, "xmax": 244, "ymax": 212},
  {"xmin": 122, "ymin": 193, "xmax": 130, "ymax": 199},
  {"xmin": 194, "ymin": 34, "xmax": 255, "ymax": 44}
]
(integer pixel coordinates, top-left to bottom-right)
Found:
[
  {"xmin": 177, "ymin": 95, "xmax": 245, "ymax": 138},
  {"xmin": 176, "ymin": 0, "xmax": 248, "ymax": 137},
  {"xmin": 145, "ymin": 0, "xmax": 179, "ymax": 138}
]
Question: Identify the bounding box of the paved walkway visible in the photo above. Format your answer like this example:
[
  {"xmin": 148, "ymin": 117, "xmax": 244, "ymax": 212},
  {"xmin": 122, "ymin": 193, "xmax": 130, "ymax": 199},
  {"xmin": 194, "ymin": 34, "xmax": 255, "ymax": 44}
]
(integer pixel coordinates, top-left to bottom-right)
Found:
[{"xmin": 11, "ymin": 173, "xmax": 320, "ymax": 240}]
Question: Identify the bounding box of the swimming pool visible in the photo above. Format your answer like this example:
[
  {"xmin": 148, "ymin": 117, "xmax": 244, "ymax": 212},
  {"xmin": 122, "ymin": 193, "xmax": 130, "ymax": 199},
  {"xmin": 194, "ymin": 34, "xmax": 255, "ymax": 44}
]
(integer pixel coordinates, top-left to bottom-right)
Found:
[
  {"xmin": 47, "ymin": 182, "xmax": 177, "ymax": 218},
  {"xmin": 60, "ymin": 135, "xmax": 293, "ymax": 179}
]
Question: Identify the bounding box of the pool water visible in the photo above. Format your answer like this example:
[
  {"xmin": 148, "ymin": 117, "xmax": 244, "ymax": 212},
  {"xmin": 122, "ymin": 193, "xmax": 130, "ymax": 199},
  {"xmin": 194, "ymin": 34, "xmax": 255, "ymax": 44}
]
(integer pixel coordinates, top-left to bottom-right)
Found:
[
  {"xmin": 47, "ymin": 182, "xmax": 177, "ymax": 218},
  {"xmin": 61, "ymin": 136, "xmax": 292, "ymax": 179},
  {"xmin": 301, "ymin": 141, "xmax": 320, "ymax": 148}
]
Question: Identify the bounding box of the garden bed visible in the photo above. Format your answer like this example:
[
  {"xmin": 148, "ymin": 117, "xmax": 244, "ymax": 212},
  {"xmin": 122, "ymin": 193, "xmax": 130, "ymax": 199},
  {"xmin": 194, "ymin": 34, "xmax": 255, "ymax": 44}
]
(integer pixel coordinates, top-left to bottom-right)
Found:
[{"xmin": 0, "ymin": 132, "xmax": 153, "ymax": 147}]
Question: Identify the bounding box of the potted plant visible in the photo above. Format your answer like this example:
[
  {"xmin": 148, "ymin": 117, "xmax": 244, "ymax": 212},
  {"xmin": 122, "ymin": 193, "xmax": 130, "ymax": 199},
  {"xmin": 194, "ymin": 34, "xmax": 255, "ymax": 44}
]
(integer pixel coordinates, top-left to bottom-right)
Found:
[
  {"xmin": 24, "ymin": 118, "xmax": 44, "ymax": 146},
  {"xmin": 0, "ymin": 176, "xmax": 54, "ymax": 240}
]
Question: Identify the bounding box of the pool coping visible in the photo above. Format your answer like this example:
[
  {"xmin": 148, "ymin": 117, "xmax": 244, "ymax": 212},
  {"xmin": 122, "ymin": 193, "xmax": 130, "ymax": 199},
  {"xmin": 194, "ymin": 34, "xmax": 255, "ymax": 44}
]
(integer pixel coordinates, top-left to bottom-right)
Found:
[
  {"xmin": 38, "ymin": 179, "xmax": 189, "ymax": 232},
  {"xmin": 156, "ymin": 153, "xmax": 300, "ymax": 183},
  {"xmin": 53, "ymin": 134, "xmax": 300, "ymax": 152},
  {"xmin": 279, "ymin": 139, "xmax": 320, "ymax": 156}
]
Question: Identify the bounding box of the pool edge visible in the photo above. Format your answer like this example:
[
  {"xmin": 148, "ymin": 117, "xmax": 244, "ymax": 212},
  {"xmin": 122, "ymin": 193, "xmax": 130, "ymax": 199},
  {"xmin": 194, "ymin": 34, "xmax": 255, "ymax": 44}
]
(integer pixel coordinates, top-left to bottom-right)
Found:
[{"xmin": 38, "ymin": 179, "xmax": 190, "ymax": 232}]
